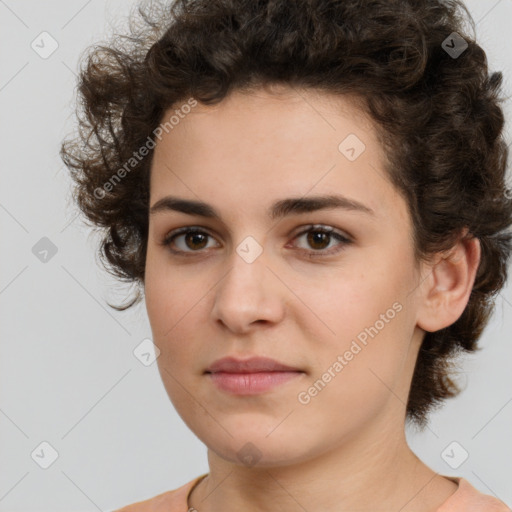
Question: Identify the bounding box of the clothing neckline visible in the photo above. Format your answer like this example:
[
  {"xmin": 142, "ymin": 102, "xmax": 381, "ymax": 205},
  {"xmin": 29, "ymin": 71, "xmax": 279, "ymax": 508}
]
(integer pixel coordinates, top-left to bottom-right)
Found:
[
  {"xmin": 184, "ymin": 473, "xmax": 463, "ymax": 511},
  {"xmin": 186, "ymin": 473, "xmax": 209, "ymax": 510}
]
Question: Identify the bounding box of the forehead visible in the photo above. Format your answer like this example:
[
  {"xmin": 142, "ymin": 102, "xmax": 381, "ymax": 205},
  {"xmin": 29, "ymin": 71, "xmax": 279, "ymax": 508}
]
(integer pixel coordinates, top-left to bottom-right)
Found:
[{"xmin": 149, "ymin": 86, "xmax": 406, "ymax": 226}]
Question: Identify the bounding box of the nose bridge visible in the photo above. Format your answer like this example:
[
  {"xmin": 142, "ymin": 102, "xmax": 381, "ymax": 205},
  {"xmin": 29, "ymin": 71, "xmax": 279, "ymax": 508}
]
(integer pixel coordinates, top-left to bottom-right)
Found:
[{"xmin": 211, "ymin": 235, "xmax": 284, "ymax": 330}]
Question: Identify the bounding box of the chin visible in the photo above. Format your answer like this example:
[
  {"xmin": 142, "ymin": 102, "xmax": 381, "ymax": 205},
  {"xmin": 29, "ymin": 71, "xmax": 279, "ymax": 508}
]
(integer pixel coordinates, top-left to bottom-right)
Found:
[{"xmin": 197, "ymin": 424, "xmax": 315, "ymax": 467}]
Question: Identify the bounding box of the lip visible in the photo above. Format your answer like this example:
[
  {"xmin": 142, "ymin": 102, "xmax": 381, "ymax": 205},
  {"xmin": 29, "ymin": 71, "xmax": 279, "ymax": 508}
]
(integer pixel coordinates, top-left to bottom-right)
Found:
[
  {"xmin": 205, "ymin": 356, "xmax": 305, "ymax": 395},
  {"xmin": 205, "ymin": 356, "xmax": 302, "ymax": 374}
]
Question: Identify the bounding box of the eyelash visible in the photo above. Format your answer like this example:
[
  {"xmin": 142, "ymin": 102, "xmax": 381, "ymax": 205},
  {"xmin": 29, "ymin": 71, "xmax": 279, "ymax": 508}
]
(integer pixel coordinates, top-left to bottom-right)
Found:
[{"xmin": 159, "ymin": 225, "xmax": 353, "ymax": 259}]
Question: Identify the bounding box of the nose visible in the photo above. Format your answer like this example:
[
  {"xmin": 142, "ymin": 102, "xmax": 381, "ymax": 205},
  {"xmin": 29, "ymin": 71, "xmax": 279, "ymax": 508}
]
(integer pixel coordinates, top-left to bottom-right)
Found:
[{"xmin": 210, "ymin": 246, "xmax": 285, "ymax": 334}]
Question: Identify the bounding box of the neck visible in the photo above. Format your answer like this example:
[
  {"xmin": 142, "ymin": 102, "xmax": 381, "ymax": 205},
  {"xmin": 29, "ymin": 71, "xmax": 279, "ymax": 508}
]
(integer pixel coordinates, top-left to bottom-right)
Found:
[{"xmin": 188, "ymin": 418, "xmax": 457, "ymax": 512}]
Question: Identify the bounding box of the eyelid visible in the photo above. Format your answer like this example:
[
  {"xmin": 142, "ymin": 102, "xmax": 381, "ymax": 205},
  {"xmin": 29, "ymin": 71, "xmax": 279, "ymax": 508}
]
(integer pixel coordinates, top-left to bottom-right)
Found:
[
  {"xmin": 160, "ymin": 226, "xmax": 220, "ymax": 252},
  {"xmin": 290, "ymin": 224, "xmax": 351, "ymax": 240},
  {"xmin": 160, "ymin": 224, "xmax": 353, "ymax": 256},
  {"xmin": 290, "ymin": 224, "xmax": 353, "ymax": 257}
]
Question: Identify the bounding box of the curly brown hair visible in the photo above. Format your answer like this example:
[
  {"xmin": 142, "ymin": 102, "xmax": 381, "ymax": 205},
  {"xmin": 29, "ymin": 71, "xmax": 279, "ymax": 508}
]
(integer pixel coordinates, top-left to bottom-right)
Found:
[{"xmin": 60, "ymin": 0, "xmax": 512, "ymax": 427}]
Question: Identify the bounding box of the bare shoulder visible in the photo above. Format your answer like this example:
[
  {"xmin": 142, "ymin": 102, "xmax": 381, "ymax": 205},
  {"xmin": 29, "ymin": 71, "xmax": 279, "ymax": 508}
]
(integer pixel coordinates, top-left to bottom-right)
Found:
[
  {"xmin": 482, "ymin": 501, "xmax": 512, "ymax": 512},
  {"xmin": 437, "ymin": 477, "xmax": 511, "ymax": 512},
  {"xmin": 492, "ymin": 502, "xmax": 512, "ymax": 512}
]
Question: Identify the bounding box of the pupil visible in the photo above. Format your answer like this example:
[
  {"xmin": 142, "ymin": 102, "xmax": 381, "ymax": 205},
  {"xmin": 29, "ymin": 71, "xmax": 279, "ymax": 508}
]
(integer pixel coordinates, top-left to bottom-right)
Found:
[
  {"xmin": 187, "ymin": 232, "xmax": 207, "ymax": 249},
  {"xmin": 308, "ymin": 231, "xmax": 329, "ymax": 250}
]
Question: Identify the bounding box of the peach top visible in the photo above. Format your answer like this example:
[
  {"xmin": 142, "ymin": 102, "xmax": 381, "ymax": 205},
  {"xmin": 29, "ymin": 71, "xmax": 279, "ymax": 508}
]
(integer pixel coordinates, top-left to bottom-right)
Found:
[{"xmin": 112, "ymin": 473, "xmax": 511, "ymax": 511}]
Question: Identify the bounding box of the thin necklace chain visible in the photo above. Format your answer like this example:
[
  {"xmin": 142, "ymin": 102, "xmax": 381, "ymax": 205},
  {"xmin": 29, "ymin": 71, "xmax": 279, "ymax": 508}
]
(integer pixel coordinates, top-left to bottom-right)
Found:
[{"xmin": 187, "ymin": 475, "xmax": 207, "ymax": 511}]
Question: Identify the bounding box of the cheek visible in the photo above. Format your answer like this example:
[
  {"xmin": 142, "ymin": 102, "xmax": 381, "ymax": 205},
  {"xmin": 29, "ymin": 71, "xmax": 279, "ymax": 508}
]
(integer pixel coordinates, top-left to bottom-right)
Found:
[
  {"xmin": 296, "ymin": 304, "xmax": 413, "ymax": 434},
  {"xmin": 144, "ymin": 249, "xmax": 190, "ymax": 333},
  {"xmin": 305, "ymin": 259, "xmax": 408, "ymax": 338},
  {"xmin": 304, "ymin": 251, "xmax": 415, "ymax": 382},
  {"xmin": 144, "ymin": 257, "xmax": 208, "ymax": 375}
]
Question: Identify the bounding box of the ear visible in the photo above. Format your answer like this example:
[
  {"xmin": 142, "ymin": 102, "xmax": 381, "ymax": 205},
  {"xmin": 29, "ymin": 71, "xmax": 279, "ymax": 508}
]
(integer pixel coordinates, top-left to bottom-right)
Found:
[{"xmin": 416, "ymin": 231, "xmax": 481, "ymax": 333}]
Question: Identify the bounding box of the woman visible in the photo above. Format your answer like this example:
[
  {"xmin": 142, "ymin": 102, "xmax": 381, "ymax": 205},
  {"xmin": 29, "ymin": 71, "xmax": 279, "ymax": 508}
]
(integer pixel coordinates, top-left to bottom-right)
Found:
[{"xmin": 60, "ymin": 0, "xmax": 512, "ymax": 510}]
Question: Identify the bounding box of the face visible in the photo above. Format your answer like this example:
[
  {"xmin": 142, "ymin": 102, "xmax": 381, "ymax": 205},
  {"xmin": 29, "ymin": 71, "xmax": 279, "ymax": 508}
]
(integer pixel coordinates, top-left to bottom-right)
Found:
[{"xmin": 144, "ymin": 86, "xmax": 425, "ymax": 467}]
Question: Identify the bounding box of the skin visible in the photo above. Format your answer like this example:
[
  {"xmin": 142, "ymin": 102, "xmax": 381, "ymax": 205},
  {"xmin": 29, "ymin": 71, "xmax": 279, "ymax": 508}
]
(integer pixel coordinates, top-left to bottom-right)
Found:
[{"xmin": 144, "ymin": 85, "xmax": 481, "ymax": 512}]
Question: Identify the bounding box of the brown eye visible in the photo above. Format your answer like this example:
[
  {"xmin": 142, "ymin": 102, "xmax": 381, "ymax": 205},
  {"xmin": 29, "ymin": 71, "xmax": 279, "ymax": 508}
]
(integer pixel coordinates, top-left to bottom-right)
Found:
[
  {"xmin": 183, "ymin": 231, "xmax": 209, "ymax": 250},
  {"xmin": 291, "ymin": 225, "xmax": 352, "ymax": 258},
  {"xmin": 161, "ymin": 224, "xmax": 352, "ymax": 258},
  {"xmin": 161, "ymin": 228, "xmax": 219, "ymax": 254},
  {"xmin": 306, "ymin": 230, "xmax": 332, "ymax": 250}
]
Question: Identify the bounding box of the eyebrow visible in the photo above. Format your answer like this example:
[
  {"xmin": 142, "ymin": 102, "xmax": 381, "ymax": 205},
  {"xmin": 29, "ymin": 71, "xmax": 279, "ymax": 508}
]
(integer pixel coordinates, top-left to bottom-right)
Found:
[{"xmin": 149, "ymin": 194, "xmax": 375, "ymax": 220}]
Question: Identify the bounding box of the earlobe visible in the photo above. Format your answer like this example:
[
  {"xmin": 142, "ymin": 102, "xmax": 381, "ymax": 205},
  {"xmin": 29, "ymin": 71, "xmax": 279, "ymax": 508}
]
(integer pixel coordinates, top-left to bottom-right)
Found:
[{"xmin": 416, "ymin": 233, "xmax": 481, "ymax": 333}]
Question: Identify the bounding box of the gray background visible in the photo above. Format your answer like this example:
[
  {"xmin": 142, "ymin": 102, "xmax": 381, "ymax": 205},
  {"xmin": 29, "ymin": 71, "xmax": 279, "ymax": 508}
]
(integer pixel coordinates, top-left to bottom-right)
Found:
[{"xmin": 1, "ymin": 0, "xmax": 511, "ymax": 510}]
